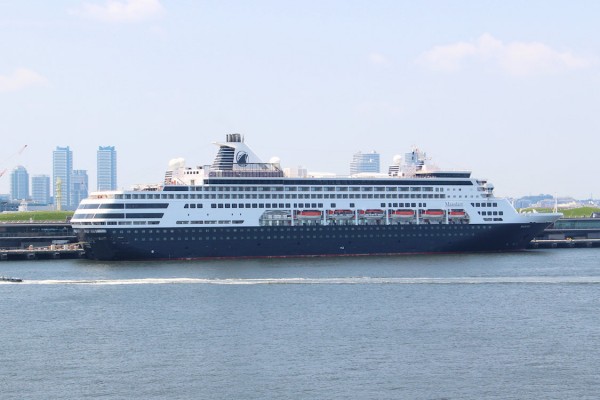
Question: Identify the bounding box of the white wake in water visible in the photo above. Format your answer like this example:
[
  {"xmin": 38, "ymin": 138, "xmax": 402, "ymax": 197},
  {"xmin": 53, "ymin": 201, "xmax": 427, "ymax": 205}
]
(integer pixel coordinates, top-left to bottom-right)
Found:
[{"xmin": 4, "ymin": 276, "xmax": 600, "ymax": 285}]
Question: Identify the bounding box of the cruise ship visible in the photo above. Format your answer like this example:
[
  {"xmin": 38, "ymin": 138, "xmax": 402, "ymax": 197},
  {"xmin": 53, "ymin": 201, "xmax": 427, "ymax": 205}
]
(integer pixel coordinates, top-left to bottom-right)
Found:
[{"xmin": 72, "ymin": 134, "xmax": 560, "ymax": 260}]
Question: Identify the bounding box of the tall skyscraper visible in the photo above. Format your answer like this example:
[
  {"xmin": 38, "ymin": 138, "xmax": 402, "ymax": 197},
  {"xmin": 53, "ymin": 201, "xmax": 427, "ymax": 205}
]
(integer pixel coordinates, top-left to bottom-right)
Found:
[
  {"xmin": 97, "ymin": 146, "xmax": 117, "ymax": 190},
  {"xmin": 53, "ymin": 146, "xmax": 73, "ymax": 209},
  {"xmin": 10, "ymin": 165, "xmax": 29, "ymax": 201},
  {"xmin": 31, "ymin": 175, "xmax": 51, "ymax": 205},
  {"xmin": 71, "ymin": 170, "xmax": 88, "ymax": 207},
  {"xmin": 350, "ymin": 151, "xmax": 380, "ymax": 175}
]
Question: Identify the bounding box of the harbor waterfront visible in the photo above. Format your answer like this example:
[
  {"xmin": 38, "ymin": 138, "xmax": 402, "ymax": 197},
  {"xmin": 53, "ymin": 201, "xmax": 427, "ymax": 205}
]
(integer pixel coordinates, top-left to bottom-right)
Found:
[
  {"xmin": 3, "ymin": 214, "xmax": 600, "ymax": 261},
  {"xmin": 1, "ymin": 250, "xmax": 600, "ymax": 399}
]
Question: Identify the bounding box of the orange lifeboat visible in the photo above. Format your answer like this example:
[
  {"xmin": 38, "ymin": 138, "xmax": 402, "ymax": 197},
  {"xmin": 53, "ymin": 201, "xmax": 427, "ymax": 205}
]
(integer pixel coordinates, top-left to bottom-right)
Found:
[
  {"xmin": 360, "ymin": 209, "xmax": 385, "ymax": 219},
  {"xmin": 389, "ymin": 209, "xmax": 415, "ymax": 219},
  {"xmin": 328, "ymin": 209, "xmax": 355, "ymax": 219},
  {"xmin": 296, "ymin": 210, "xmax": 322, "ymax": 220},
  {"xmin": 422, "ymin": 210, "xmax": 445, "ymax": 218},
  {"xmin": 449, "ymin": 210, "xmax": 467, "ymax": 218}
]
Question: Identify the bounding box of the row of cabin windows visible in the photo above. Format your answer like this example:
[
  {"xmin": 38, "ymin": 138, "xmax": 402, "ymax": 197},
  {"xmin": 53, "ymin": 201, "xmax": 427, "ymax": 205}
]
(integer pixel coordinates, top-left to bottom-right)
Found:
[
  {"xmin": 471, "ymin": 202, "xmax": 498, "ymax": 207},
  {"xmin": 94, "ymin": 186, "xmax": 456, "ymax": 200},
  {"xmin": 170, "ymin": 186, "xmax": 445, "ymax": 192},
  {"xmin": 175, "ymin": 220, "xmax": 244, "ymax": 225},
  {"xmin": 73, "ymin": 221, "xmax": 160, "ymax": 226},
  {"xmin": 204, "ymin": 202, "xmax": 427, "ymax": 210},
  {"xmin": 115, "ymin": 193, "xmax": 446, "ymax": 200},
  {"xmin": 79, "ymin": 203, "xmax": 168, "ymax": 209},
  {"xmin": 79, "ymin": 225, "xmax": 492, "ymax": 235},
  {"xmin": 210, "ymin": 203, "xmax": 325, "ymax": 209},
  {"xmin": 72, "ymin": 213, "xmax": 164, "ymax": 219},
  {"xmin": 114, "ymin": 186, "xmax": 449, "ymax": 197},
  {"xmin": 133, "ymin": 231, "xmax": 478, "ymax": 241},
  {"xmin": 479, "ymin": 211, "xmax": 503, "ymax": 216}
]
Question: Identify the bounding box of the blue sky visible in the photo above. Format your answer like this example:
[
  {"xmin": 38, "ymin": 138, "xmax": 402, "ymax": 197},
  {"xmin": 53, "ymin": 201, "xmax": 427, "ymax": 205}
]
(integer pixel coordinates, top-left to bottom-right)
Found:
[{"xmin": 1, "ymin": 0, "xmax": 599, "ymax": 198}]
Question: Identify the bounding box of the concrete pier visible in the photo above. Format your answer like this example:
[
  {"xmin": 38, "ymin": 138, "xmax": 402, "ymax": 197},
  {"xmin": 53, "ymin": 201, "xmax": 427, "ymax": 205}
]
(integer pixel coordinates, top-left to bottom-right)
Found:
[
  {"xmin": 0, "ymin": 245, "xmax": 85, "ymax": 261},
  {"xmin": 529, "ymin": 238, "xmax": 600, "ymax": 249}
]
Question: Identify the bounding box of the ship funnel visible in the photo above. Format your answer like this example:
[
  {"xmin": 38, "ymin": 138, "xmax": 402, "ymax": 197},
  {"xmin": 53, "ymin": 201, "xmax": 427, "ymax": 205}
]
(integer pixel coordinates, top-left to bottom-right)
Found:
[{"xmin": 226, "ymin": 133, "xmax": 243, "ymax": 143}]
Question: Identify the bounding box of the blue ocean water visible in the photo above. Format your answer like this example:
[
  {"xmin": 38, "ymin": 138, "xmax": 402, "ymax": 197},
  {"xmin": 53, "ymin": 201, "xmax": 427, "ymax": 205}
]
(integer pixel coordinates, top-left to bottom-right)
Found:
[{"xmin": 1, "ymin": 249, "xmax": 599, "ymax": 399}]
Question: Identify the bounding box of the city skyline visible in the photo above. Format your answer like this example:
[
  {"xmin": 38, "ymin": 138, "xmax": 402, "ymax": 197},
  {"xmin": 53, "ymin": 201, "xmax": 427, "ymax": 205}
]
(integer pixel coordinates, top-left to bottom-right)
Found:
[
  {"xmin": 1, "ymin": 1, "xmax": 599, "ymax": 199},
  {"xmin": 1, "ymin": 145, "xmax": 111, "ymax": 208},
  {"xmin": 9, "ymin": 166, "xmax": 29, "ymax": 201},
  {"xmin": 350, "ymin": 151, "xmax": 381, "ymax": 175},
  {"xmin": 2, "ymin": 145, "xmax": 100, "ymax": 208},
  {"xmin": 31, "ymin": 175, "xmax": 51, "ymax": 205},
  {"xmin": 71, "ymin": 169, "xmax": 89, "ymax": 208},
  {"xmin": 97, "ymin": 146, "xmax": 117, "ymax": 191},
  {"xmin": 52, "ymin": 146, "xmax": 73, "ymax": 209},
  {"xmin": 1, "ymin": 140, "xmax": 599, "ymax": 202}
]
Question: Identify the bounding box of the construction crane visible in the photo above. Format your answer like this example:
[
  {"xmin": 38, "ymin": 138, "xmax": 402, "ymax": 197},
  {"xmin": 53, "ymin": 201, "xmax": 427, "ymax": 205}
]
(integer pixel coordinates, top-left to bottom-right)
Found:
[{"xmin": 0, "ymin": 145, "xmax": 28, "ymax": 178}]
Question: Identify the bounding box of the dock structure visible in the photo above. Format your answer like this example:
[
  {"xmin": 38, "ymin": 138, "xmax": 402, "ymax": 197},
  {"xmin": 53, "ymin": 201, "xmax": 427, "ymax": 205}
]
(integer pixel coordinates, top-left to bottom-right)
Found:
[
  {"xmin": 529, "ymin": 238, "xmax": 600, "ymax": 249},
  {"xmin": 0, "ymin": 244, "xmax": 85, "ymax": 261},
  {"xmin": 0, "ymin": 222, "xmax": 76, "ymax": 249},
  {"xmin": 1, "ymin": 217, "xmax": 599, "ymax": 261},
  {"xmin": 0, "ymin": 221, "xmax": 83, "ymax": 261},
  {"xmin": 530, "ymin": 217, "xmax": 600, "ymax": 249}
]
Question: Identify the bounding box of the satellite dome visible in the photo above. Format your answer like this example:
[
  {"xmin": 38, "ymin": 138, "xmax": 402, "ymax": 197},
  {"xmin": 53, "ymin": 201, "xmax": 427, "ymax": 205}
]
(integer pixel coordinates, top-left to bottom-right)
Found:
[
  {"xmin": 269, "ymin": 156, "xmax": 281, "ymax": 165},
  {"xmin": 168, "ymin": 157, "xmax": 185, "ymax": 170},
  {"xmin": 392, "ymin": 155, "xmax": 402, "ymax": 165}
]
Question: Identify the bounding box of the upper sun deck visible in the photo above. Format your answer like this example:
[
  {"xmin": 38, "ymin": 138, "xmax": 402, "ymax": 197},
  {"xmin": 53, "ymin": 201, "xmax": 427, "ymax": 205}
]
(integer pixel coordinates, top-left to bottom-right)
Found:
[
  {"xmin": 87, "ymin": 134, "xmax": 492, "ymax": 199},
  {"xmin": 82, "ymin": 174, "xmax": 495, "ymax": 207}
]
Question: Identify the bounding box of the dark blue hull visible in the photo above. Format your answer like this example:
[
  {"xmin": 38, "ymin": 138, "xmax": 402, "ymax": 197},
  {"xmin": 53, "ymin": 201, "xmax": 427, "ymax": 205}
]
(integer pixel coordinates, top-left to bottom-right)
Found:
[{"xmin": 78, "ymin": 222, "xmax": 551, "ymax": 261}]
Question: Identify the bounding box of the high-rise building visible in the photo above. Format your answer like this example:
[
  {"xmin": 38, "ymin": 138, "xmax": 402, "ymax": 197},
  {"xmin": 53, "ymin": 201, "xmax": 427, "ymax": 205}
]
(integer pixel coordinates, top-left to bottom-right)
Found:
[
  {"xmin": 53, "ymin": 146, "xmax": 73, "ymax": 209},
  {"xmin": 31, "ymin": 175, "xmax": 51, "ymax": 205},
  {"xmin": 71, "ymin": 170, "xmax": 88, "ymax": 208},
  {"xmin": 350, "ymin": 151, "xmax": 380, "ymax": 175},
  {"xmin": 97, "ymin": 146, "xmax": 117, "ymax": 190},
  {"xmin": 10, "ymin": 165, "xmax": 29, "ymax": 201}
]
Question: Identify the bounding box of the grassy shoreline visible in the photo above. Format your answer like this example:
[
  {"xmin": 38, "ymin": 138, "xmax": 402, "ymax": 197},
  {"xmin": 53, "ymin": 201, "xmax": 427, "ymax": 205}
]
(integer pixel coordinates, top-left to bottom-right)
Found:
[
  {"xmin": 0, "ymin": 211, "xmax": 74, "ymax": 222},
  {"xmin": 517, "ymin": 206, "xmax": 600, "ymax": 218}
]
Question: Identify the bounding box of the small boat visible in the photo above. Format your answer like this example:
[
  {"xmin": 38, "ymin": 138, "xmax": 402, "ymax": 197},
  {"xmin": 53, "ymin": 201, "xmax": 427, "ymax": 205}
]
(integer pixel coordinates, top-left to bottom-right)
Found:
[
  {"xmin": 449, "ymin": 210, "xmax": 467, "ymax": 218},
  {"xmin": 422, "ymin": 210, "xmax": 445, "ymax": 218},
  {"xmin": 327, "ymin": 209, "xmax": 355, "ymax": 219},
  {"xmin": 296, "ymin": 210, "xmax": 323, "ymax": 220},
  {"xmin": 389, "ymin": 209, "xmax": 415, "ymax": 219},
  {"xmin": 0, "ymin": 276, "xmax": 23, "ymax": 283},
  {"xmin": 359, "ymin": 209, "xmax": 385, "ymax": 219}
]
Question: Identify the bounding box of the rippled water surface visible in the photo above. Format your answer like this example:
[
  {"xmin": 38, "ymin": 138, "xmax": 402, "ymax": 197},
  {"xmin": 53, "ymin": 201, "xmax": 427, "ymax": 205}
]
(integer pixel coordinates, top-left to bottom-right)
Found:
[{"xmin": 1, "ymin": 249, "xmax": 599, "ymax": 399}]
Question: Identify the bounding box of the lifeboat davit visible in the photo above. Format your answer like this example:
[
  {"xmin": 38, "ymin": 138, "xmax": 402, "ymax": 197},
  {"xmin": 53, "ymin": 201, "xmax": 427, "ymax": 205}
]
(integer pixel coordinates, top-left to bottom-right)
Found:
[{"xmin": 389, "ymin": 209, "xmax": 415, "ymax": 219}]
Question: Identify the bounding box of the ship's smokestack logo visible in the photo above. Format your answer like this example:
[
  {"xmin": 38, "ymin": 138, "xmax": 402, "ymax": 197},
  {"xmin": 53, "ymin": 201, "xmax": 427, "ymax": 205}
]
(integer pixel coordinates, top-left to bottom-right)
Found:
[{"xmin": 236, "ymin": 151, "xmax": 248, "ymax": 166}]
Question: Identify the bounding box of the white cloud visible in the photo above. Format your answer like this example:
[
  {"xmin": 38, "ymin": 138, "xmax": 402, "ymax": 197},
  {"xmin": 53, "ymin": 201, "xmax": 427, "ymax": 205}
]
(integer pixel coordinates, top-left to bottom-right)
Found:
[
  {"xmin": 73, "ymin": 0, "xmax": 164, "ymax": 23},
  {"xmin": 368, "ymin": 52, "xmax": 391, "ymax": 67},
  {"xmin": 418, "ymin": 41, "xmax": 477, "ymax": 72},
  {"xmin": 0, "ymin": 68, "xmax": 47, "ymax": 93},
  {"xmin": 418, "ymin": 33, "xmax": 593, "ymax": 75}
]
